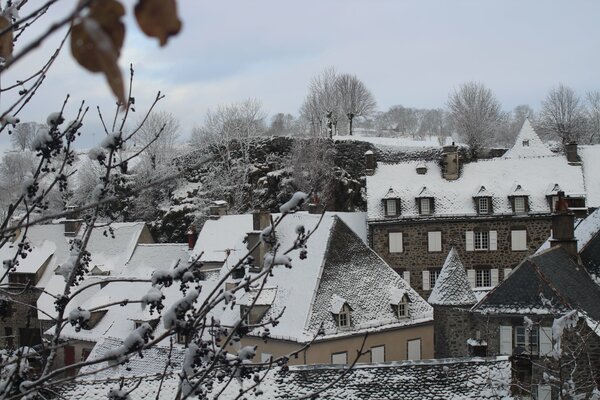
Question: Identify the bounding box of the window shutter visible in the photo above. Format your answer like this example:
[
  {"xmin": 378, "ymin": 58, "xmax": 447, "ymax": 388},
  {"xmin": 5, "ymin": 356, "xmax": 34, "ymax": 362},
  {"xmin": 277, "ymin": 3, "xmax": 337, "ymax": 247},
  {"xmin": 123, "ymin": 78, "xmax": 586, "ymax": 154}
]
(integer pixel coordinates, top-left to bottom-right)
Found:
[
  {"xmin": 403, "ymin": 271, "xmax": 411, "ymax": 286},
  {"xmin": 428, "ymin": 231, "xmax": 442, "ymax": 252},
  {"xmin": 499, "ymin": 325, "xmax": 513, "ymax": 355},
  {"xmin": 503, "ymin": 268, "xmax": 512, "ymax": 280},
  {"xmin": 511, "ymin": 230, "xmax": 527, "ymax": 251},
  {"xmin": 467, "ymin": 269, "xmax": 476, "ymax": 288},
  {"xmin": 396, "ymin": 199, "xmax": 402, "ymax": 216},
  {"xmin": 430, "ymin": 198, "xmax": 435, "ymax": 213},
  {"xmin": 389, "ymin": 232, "xmax": 403, "ymax": 253},
  {"xmin": 537, "ymin": 385, "xmax": 552, "ymax": 400},
  {"xmin": 539, "ymin": 327, "xmax": 553, "ymax": 356},
  {"xmin": 491, "ymin": 269, "xmax": 499, "ymax": 286},
  {"xmin": 422, "ymin": 270, "xmax": 430, "ymax": 291},
  {"xmin": 465, "ymin": 231, "xmax": 474, "ymax": 251},
  {"xmin": 489, "ymin": 230, "xmax": 497, "ymax": 251}
]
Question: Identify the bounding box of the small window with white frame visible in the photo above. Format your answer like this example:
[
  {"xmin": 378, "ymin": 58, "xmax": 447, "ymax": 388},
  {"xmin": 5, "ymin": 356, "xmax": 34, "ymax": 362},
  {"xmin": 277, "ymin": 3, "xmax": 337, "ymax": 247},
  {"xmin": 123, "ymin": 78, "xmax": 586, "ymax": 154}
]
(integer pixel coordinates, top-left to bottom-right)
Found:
[
  {"xmin": 513, "ymin": 196, "xmax": 527, "ymax": 214},
  {"xmin": 475, "ymin": 269, "xmax": 491, "ymax": 288},
  {"xmin": 420, "ymin": 198, "xmax": 432, "ymax": 215},
  {"xmin": 474, "ymin": 231, "xmax": 489, "ymax": 250},
  {"xmin": 429, "ymin": 269, "xmax": 441, "ymax": 289},
  {"xmin": 385, "ymin": 199, "xmax": 399, "ymax": 216},
  {"xmin": 337, "ymin": 304, "xmax": 351, "ymax": 328},
  {"xmin": 331, "ymin": 351, "xmax": 347, "ymax": 364},
  {"xmin": 515, "ymin": 326, "xmax": 539, "ymax": 355},
  {"xmin": 393, "ymin": 297, "xmax": 409, "ymax": 318},
  {"xmin": 478, "ymin": 197, "xmax": 490, "ymax": 214}
]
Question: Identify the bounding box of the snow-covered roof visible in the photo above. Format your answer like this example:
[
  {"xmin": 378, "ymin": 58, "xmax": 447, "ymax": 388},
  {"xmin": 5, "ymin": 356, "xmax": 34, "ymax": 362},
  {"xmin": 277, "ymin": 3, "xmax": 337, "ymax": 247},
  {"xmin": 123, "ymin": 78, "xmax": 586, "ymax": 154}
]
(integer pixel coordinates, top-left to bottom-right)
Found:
[
  {"xmin": 428, "ymin": 248, "xmax": 477, "ymax": 306},
  {"xmin": 62, "ymin": 355, "xmax": 511, "ymax": 399},
  {"xmin": 124, "ymin": 243, "xmax": 190, "ymax": 278},
  {"xmin": 329, "ymin": 294, "xmax": 348, "ymax": 314},
  {"xmin": 208, "ymin": 212, "xmax": 430, "ymax": 342},
  {"xmin": 580, "ymin": 145, "xmax": 600, "ymax": 208},
  {"xmin": 367, "ymin": 154, "xmax": 585, "ymax": 220},
  {"xmin": 502, "ymin": 119, "xmax": 554, "ymax": 159},
  {"xmin": 0, "ymin": 240, "xmax": 55, "ymax": 276}
]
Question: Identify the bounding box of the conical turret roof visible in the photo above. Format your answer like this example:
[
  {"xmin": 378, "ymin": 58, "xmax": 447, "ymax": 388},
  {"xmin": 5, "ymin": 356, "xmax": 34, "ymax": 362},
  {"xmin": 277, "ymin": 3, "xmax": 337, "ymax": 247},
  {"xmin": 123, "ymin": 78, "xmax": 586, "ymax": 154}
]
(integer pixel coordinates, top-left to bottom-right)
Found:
[
  {"xmin": 503, "ymin": 118, "xmax": 553, "ymax": 159},
  {"xmin": 428, "ymin": 247, "xmax": 477, "ymax": 306}
]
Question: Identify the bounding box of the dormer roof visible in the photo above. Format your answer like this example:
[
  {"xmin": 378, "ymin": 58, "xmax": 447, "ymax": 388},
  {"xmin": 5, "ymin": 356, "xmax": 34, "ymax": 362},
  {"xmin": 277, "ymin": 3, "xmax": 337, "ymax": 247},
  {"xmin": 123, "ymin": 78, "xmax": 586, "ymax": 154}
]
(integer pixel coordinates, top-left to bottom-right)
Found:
[
  {"xmin": 382, "ymin": 187, "xmax": 401, "ymax": 200},
  {"xmin": 417, "ymin": 186, "xmax": 434, "ymax": 198},
  {"xmin": 473, "ymin": 185, "xmax": 493, "ymax": 197},
  {"xmin": 509, "ymin": 184, "xmax": 530, "ymax": 196},
  {"xmin": 503, "ymin": 118, "xmax": 554, "ymax": 159},
  {"xmin": 428, "ymin": 248, "xmax": 477, "ymax": 306}
]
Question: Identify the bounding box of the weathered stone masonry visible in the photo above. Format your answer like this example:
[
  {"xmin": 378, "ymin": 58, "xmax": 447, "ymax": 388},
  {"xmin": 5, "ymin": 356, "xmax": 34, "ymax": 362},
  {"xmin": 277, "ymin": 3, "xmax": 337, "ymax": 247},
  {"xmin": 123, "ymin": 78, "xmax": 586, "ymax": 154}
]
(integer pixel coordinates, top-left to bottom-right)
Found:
[{"xmin": 370, "ymin": 215, "xmax": 552, "ymax": 297}]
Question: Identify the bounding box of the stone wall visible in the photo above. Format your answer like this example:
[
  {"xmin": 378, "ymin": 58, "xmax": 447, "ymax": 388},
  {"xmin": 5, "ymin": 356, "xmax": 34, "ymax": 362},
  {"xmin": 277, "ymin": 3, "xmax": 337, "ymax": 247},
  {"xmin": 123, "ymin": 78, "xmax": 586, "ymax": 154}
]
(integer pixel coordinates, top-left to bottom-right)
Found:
[
  {"xmin": 370, "ymin": 215, "xmax": 552, "ymax": 297},
  {"xmin": 0, "ymin": 288, "xmax": 51, "ymax": 348},
  {"xmin": 433, "ymin": 305, "xmax": 474, "ymax": 358}
]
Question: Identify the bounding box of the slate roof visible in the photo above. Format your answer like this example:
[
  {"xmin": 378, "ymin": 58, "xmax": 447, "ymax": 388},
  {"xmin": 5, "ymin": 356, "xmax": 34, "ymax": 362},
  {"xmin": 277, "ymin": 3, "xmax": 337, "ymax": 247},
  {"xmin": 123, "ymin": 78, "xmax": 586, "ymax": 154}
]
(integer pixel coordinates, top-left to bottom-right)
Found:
[
  {"xmin": 62, "ymin": 356, "xmax": 511, "ymax": 399},
  {"xmin": 428, "ymin": 248, "xmax": 477, "ymax": 306},
  {"xmin": 473, "ymin": 246, "xmax": 600, "ymax": 319},
  {"xmin": 196, "ymin": 212, "xmax": 430, "ymax": 342}
]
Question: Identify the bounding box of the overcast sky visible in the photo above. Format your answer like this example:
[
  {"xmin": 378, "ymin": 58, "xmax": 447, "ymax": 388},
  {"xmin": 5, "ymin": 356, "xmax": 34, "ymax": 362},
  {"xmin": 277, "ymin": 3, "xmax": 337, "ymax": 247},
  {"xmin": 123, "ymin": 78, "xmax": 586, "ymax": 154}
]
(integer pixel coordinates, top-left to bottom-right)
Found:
[{"xmin": 2, "ymin": 0, "xmax": 599, "ymax": 149}]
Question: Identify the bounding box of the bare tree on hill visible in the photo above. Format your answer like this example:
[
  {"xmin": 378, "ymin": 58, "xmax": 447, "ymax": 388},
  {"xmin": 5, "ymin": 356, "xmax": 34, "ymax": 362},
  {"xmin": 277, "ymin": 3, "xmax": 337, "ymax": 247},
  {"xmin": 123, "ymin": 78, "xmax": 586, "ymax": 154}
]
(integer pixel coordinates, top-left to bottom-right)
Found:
[
  {"xmin": 539, "ymin": 83, "xmax": 587, "ymax": 145},
  {"xmin": 336, "ymin": 73, "xmax": 377, "ymax": 136},
  {"xmin": 448, "ymin": 81, "xmax": 504, "ymax": 157}
]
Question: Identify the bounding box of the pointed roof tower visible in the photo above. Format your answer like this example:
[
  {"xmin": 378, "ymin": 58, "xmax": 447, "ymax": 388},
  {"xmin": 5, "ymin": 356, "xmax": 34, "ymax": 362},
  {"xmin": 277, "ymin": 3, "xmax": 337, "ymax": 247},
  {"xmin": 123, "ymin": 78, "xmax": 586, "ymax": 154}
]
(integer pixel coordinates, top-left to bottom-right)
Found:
[
  {"xmin": 503, "ymin": 118, "xmax": 553, "ymax": 159},
  {"xmin": 428, "ymin": 248, "xmax": 477, "ymax": 306}
]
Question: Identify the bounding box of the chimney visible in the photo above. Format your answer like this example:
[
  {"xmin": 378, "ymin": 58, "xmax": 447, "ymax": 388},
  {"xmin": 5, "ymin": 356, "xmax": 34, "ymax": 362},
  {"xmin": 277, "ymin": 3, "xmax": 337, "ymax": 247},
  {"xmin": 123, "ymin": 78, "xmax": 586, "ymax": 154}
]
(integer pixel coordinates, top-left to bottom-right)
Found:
[
  {"xmin": 565, "ymin": 142, "xmax": 579, "ymax": 164},
  {"xmin": 209, "ymin": 200, "xmax": 228, "ymax": 218},
  {"xmin": 549, "ymin": 191, "xmax": 578, "ymax": 259},
  {"xmin": 186, "ymin": 224, "xmax": 197, "ymax": 250},
  {"xmin": 441, "ymin": 143, "xmax": 460, "ymax": 180},
  {"xmin": 64, "ymin": 206, "xmax": 82, "ymax": 237},
  {"xmin": 365, "ymin": 150, "xmax": 376, "ymax": 176},
  {"xmin": 252, "ymin": 210, "xmax": 271, "ymax": 231}
]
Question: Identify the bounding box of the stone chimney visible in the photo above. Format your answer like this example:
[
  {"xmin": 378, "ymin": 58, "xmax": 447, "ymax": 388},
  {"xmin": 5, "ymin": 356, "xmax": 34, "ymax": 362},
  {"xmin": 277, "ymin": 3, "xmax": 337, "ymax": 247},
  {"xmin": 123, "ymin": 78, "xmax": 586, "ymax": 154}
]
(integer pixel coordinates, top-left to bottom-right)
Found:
[
  {"xmin": 365, "ymin": 150, "xmax": 376, "ymax": 176},
  {"xmin": 252, "ymin": 210, "xmax": 271, "ymax": 231},
  {"xmin": 209, "ymin": 200, "xmax": 228, "ymax": 218},
  {"xmin": 565, "ymin": 142, "xmax": 579, "ymax": 164},
  {"xmin": 186, "ymin": 224, "xmax": 197, "ymax": 251},
  {"xmin": 441, "ymin": 143, "xmax": 460, "ymax": 180},
  {"xmin": 549, "ymin": 191, "xmax": 578, "ymax": 259},
  {"xmin": 64, "ymin": 206, "xmax": 82, "ymax": 237}
]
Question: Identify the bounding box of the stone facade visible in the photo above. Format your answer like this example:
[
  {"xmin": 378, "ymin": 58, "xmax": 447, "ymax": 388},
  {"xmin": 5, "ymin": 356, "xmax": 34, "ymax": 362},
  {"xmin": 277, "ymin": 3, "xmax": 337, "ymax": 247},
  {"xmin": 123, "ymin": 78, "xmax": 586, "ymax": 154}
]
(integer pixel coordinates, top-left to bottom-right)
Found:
[
  {"xmin": 370, "ymin": 215, "xmax": 552, "ymax": 297},
  {"xmin": 0, "ymin": 287, "xmax": 53, "ymax": 349},
  {"xmin": 432, "ymin": 305, "xmax": 474, "ymax": 358}
]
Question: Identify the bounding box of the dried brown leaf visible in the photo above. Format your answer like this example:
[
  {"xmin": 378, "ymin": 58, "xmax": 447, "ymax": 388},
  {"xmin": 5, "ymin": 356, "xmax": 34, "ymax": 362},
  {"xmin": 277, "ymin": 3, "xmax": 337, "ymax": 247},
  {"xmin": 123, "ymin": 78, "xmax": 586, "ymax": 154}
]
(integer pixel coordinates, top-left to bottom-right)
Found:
[
  {"xmin": 135, "ymin": 0, "xmax": 182, "ymax": 47},
  {"xmin": 0, "ymin": 15, "xmax": 14, "ymax": 60},
  {"xmin": 70, "ymin": 0, "xmax": 126, "ymax": 103}
]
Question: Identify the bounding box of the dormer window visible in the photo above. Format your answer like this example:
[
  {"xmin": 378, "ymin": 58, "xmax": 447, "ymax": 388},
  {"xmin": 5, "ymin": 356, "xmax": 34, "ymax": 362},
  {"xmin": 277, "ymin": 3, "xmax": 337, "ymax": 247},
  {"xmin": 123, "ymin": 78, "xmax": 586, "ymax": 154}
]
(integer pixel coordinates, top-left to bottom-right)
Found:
[
  {"xmin": 513, "ymin": 196, "xmax": 527, "ymax": 214},
  {"xmin": 419, "ymin": 198, "xmax": 433, "ymax": 215},
  {"xmin": 478, "ymin": 197, "xmax": 490, "ymax": 214},
  {"xmin": 389, "ymin": 288, "xmax": 410, "ymax": 319},
  {"xmin": 385, "ymin": 199, "xmax": 400, "ymax": 217},
  {"xmin": 337, "ymin": 305, "xmax": 351, "ymax": 327},
  {"xmin": 330, "ymin": 294, "xmax": 352, "ymax": 328},
  {"xmin": 383, "ymin": 188, "xmax": 401, "ymax": 217}
]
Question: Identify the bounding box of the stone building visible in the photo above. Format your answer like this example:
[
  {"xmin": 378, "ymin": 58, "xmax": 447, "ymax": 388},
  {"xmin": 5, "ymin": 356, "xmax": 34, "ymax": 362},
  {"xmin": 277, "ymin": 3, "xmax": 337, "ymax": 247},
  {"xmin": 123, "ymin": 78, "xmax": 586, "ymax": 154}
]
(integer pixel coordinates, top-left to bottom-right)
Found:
[
  {"xmin": 431, "ymin": 204, "xmax": 600, "ymax": 399},
  {"xmin": 366, "ymin": 119, "xmax": 588, "ymax": 298}
]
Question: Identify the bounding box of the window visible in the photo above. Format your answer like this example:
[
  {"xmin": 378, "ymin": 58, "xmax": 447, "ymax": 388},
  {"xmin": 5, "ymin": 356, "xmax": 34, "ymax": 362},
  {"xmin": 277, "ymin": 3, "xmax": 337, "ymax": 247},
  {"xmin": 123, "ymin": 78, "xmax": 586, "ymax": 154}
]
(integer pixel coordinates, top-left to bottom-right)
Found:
[
  {"xmin": 420, "ymin": 198, "xmax": 431, "ymax": 215},
  {"xmin": 337, "ymin": 305, "xmax": 351, "ymax": 328},
  {"xmin": 4, "ymin": 327, "xmax": 13, "ymax": 348},
  {"xmin": 385, "ymin": 199, "xmax": 398, "ymax": 216},
  {"xmin": 176, "ymin": 332, "xmax": 187, "ymax": 344},
  {"xmin": 427, "ymin": 231, "xmax": 442, "ymax": 252},
  {"xmin": 371, "ymin": 346, "xmax": 385, "ymax": 363},
  {"xmin": 332, "ymin": 352, "xmax": 347, "ymax": 364},
  {"xmin": 474, "ymin": 231, "xmax": 489, "ymax": 250},
  {"xmin": 476, "ymin": 269, "xmax": 491, "ymax": 288},
  {"xmin": 511, "ymin": 230, "xmax": 527, "ymax": 251},
  {"xmin": 429, "ymin": 269, "xmax": 441, "ymax": 289},
  {"xmin": 522, "ymin": 139, "xmax": 530, "ymax": 147},
  {"xmin": 515, "ymin": 326, "xmax": 539, "ymax": 355},
  {"xmin": 514, "ymin": 196, "xmax": 526, "ymax": 214},
  {"xmin": 478, "ymin": 197, "xmax": 490, "ymax": 214},
  {"xmin": 388, "ymin": 232, "xmax": 403, "ymax": 253},
  {"xmin": 392, "ymin": 296, "xmax": 409, "ymax": 319}
]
